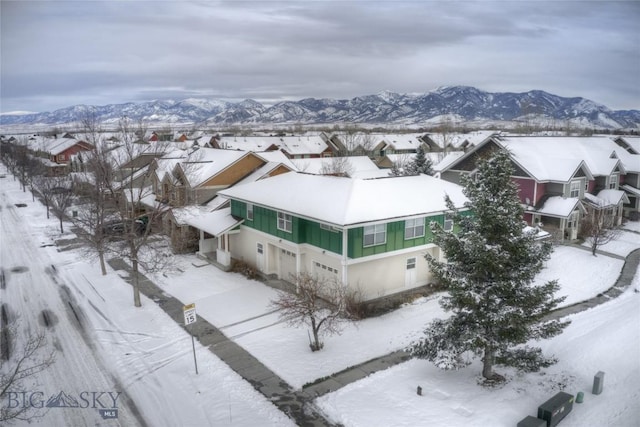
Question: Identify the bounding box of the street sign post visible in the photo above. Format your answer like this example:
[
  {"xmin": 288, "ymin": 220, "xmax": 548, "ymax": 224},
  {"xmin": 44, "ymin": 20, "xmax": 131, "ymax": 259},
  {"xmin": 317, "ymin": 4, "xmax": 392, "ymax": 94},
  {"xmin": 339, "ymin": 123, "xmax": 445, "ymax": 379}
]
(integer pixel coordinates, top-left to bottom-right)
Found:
[
  {"xmin": 183, "ymin": 303, "xmax": 196, "ymax": 325},
  {"xmin": 183, "ymin": 303, "xmax": 198, "ymax": 374}
]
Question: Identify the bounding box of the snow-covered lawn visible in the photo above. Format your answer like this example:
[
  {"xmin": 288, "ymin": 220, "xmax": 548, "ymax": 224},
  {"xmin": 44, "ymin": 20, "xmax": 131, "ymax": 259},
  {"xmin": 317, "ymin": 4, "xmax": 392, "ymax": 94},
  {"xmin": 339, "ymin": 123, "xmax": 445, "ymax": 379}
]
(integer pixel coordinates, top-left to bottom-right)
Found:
[
  {"xmin": 623, "ymin": 220, "xmax": 640, "ymax": 233},
  {"xmin": 149, "ymin": 242, "xmax": 629, "ymax": 389},
  {"xmin": 581, "ymin": 229, "xmax": 640, "ymax": 257},
  {"xmin": 316, "ymin": 282, "xmax": 640, "ymax": 427},
  {"xmin": 536, "ymin": 245, "xmax": 624, "ymax": 307}
]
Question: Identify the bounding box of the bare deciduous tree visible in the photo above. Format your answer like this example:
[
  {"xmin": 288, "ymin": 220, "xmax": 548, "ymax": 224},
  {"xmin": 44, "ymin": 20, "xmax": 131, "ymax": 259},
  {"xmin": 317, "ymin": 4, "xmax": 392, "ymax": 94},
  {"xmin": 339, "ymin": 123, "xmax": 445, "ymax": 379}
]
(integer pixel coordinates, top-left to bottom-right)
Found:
[
  {"xmin": 319, "ymin": 156, "xmax": 354, "ymax": 177},
  {"xmin": 581, "ymin": 208, "xmax": 622, "ymax": 256},
  {"xmin": 49, "ymin": 177, "xmax": 75, "ymax": 234},
  {"xmin": 104, "ymin": 116, "xmax": 172, "ymax": 307},
  {"xmin": 270, "ymin": 273, "xmax": 354, "ymax": 351},
  {"xmin": 1, "ymin": 316, "xmax": 56, "ymax": 423}
]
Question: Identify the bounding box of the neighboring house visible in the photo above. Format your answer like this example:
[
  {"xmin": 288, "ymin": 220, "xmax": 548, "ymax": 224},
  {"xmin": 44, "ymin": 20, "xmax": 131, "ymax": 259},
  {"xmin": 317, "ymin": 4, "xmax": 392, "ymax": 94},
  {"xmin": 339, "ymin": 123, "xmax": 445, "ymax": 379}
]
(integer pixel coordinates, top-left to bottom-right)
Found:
[
  {"xmin": 211, "ymin": 134, "xmax": 333, "ymax": 158},
  {"xmin": 377, "ymin": 133, "xmax": 428, "ymax": 156},
  {"xmin": 613, "ymin": 136, "xmax": 640, "ymax": 218},
  {"xmin": 440, "ymin": 135, "xmax": 637, "ymax": 241},
  {"xmin": 422, "ymin": 131, "xmax": 496, "ymax": 153},
  {"xmin": 32, "ymin": 136, "xmax": 94, "ymax": 168},
  {"xmin": 154, "ymin": 148, "xmax": 295, "ymax": 253},
  {"xmin": 218, "ymin": 173, "xmax": 469, "ymax": 300}
]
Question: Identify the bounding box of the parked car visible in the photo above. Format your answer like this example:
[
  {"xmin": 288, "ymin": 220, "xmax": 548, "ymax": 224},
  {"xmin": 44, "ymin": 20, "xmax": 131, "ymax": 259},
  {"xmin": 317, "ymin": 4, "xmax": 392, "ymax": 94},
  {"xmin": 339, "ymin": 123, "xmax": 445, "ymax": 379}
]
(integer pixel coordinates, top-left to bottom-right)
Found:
[{"xmin": 103, "ymin": 217, "xmax": 148, "ymax": 236}]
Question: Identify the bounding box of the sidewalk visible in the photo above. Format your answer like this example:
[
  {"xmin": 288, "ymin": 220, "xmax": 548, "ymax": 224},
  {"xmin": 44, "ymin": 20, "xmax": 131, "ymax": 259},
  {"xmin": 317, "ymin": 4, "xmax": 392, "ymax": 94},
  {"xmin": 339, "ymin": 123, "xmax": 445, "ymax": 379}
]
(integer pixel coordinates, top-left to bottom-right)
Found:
[
  {"xmin": 106, "ymin": 258, "xmax": 333, "ymax": 427},
  {"xmin": 104, "ymin": 245, "xmax": 640, "ymax": 424}
]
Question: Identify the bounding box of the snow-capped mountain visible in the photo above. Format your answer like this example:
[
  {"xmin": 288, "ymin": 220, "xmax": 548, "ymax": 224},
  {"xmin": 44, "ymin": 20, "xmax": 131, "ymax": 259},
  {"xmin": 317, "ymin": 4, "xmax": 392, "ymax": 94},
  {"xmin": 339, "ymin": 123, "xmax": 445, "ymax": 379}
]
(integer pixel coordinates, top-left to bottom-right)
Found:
[{"xmin": 1, "ymin": 86, "xmax": 638, "ymax": 130}]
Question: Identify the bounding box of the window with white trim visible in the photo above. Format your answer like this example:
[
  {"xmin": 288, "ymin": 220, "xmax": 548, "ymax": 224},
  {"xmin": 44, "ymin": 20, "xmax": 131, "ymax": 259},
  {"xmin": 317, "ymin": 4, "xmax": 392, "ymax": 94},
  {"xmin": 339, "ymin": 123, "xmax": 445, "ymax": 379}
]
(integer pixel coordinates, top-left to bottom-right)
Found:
[
  {"xmin": 320, "ymin": 224, "xmax": 339, "ymax": 232},
  {"xmin": 569, "ymin": 180, "xmax": 581, "ymax": 198},
  {"xmin": 609, "ymin": 174, "xmax": 618, "ymax": 189},
  {"xmin": 247, "ymin": 203, "xmax": 254, "ymax": 221},
  {"xmin": 404, "ymin": 217, "xmax": 425, "ymax": 239},
  {"xmin": 444, "ymin": 216, "xmax": 454, "ymax": 232},
  {"xmin": 277, "ymin": 211, "xmax": 292, "ymax": 232},
  {"xmin": 363, "ymin": 223, "xmax": 386, "ymax": 247}
]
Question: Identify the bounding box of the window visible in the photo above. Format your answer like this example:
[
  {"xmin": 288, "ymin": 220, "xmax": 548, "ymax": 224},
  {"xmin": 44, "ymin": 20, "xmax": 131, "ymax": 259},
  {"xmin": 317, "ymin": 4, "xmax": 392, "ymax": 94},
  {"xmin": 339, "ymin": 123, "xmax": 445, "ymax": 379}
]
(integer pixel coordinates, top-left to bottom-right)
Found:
[
  {"xmin": 567, "ymin": 212, "xmax": 578, "ymax": 229},
  {"xmin": 584, "ymin": 180, "xmax": 590, "ymax": 192},
  {"xmin": 406, "ymin": 257, "xmax": 416, "ymax": 270},
  {"xmin": 444, "ymin": 217, "xmax": 454, "ymax": 232},
  {"xmin": 609, "ymin": 174, "xmax": 618, "ymax": 189},
  {"xmin": 277, "ymin": 211, "xmax": 292, "ymax": 233},
  {"xmin": 320, "ymin": 224, "xmax": 339, "ymax": 232},
  {"xmin": 404, "ymin": 217, "xmax": 425, "ymax": 239},
  {"xmin": 247, "ymin": 204, "xmax": 254, "ymax": 221},
  {"xmin": 569, "ymin": 180, "xmax": 581, "ymax": 198},
  {"xmin": 313, "ymin": 261, "xmax": 338, "ymax": 275},
  {"xmin": 363, "ymin": 224, "xmax": 386, "ymax": 247}
]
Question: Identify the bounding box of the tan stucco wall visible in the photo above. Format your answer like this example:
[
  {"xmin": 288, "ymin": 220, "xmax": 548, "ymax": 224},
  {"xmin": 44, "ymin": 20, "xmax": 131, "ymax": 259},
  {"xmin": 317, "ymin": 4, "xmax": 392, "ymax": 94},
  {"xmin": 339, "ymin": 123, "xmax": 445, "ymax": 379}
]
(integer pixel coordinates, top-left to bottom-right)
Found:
[{"xmin": 229, "ymin": 226, "xmax": 442, "ymax": 301}]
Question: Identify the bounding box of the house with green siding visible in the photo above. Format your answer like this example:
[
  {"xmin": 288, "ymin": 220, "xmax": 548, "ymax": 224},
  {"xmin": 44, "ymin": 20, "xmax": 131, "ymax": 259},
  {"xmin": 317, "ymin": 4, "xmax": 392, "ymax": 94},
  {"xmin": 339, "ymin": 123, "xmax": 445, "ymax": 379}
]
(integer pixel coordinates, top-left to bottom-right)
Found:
[{"xmin": 217, "ymin": 172, "xmax": 469, "ymax": 300}]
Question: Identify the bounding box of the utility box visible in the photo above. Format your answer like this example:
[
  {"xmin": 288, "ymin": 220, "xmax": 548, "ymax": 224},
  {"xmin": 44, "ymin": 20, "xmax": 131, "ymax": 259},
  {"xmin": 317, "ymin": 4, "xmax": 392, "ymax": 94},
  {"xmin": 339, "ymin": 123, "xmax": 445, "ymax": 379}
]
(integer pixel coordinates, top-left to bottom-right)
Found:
[
  {"xmin": 537, "ymin": 392, "xmax": 574, "ymax": 427},
  {"xmin": 517, "ymin": 415, "xmax": 546, "ymax": 427},
  {"xmin": 592, "ymin": 371, "xmax": 605, "ymax": 395}
]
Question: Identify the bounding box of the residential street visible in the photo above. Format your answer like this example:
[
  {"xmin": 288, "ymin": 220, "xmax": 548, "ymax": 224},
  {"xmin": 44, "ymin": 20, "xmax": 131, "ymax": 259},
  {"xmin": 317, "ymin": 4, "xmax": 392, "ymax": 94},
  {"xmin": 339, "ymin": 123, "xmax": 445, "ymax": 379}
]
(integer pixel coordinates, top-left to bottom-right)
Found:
[{"xmin": 0, "ymin": 186, "xmax": 145, "ymax": 426}]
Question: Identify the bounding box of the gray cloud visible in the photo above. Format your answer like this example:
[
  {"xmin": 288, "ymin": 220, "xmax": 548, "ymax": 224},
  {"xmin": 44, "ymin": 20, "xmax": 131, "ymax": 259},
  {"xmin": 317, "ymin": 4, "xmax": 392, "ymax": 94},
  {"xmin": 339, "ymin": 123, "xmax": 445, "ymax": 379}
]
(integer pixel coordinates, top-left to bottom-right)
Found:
[{"xmin": 1, "ymin": 0, "xmax": 638, "ymax": 113}]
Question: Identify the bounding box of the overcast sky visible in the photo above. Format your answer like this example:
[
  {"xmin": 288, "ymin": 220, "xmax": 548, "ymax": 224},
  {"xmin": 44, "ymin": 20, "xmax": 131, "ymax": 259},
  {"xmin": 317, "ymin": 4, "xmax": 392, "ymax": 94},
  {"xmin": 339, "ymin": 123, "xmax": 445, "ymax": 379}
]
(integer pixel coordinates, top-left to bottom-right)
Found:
[{"xmin": 1, "ymin": 1, "xmax": 639, "ymax": 114}]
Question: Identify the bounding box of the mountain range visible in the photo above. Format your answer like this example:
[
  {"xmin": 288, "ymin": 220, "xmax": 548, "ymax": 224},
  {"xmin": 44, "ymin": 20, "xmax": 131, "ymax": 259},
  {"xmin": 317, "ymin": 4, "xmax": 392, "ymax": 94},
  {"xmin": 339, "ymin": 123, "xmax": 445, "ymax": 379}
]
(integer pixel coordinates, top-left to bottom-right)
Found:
[{"xmin": 1, "ymin": 86, "xmax": 638, "ymax": 130}]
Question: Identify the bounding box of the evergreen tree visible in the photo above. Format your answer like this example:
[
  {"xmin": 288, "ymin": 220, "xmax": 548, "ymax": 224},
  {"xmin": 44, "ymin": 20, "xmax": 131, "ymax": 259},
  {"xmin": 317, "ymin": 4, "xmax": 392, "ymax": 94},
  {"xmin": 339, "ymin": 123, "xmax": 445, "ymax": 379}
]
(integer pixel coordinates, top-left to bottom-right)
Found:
[
  {"xmin": 409, "ymin": 150, "xmax": 569, "ymax": 383},
  {"xmin": 405, "ymin": 145, "xmax": 434, "ymax": 176}
]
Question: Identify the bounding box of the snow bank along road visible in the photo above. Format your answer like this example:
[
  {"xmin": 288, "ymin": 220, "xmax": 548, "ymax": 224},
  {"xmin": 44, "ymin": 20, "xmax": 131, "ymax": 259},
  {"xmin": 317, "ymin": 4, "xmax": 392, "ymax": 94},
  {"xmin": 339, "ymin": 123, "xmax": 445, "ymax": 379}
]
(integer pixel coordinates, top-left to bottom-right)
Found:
[{"xmin": 0, "ymin": 188, "xmax": 146, "ymax": 426}]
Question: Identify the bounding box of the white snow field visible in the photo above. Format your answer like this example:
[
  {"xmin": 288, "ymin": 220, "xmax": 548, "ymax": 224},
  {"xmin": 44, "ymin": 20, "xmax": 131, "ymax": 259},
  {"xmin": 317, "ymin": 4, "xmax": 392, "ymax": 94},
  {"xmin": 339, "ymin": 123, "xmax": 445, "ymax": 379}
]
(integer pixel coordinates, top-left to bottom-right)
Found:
[
  {"xmin": 2, "ymin": 161, "xmax": 639, "ymax": 426},
  {"xmin": 316, "ymin": 274, "xmax": 640, "ymax": 427}
]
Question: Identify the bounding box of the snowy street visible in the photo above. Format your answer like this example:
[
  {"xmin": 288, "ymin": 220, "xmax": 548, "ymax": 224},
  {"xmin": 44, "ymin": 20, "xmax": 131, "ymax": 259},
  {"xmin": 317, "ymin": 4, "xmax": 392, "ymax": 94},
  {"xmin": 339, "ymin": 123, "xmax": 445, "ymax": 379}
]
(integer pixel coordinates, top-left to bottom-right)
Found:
[
  {"xmin": 0, "ymin": 187, "xmax": 145, "ymax": 426},
  {"xmin": 0, "ymin": 170, "xmax": 293, "ymax": 426}
]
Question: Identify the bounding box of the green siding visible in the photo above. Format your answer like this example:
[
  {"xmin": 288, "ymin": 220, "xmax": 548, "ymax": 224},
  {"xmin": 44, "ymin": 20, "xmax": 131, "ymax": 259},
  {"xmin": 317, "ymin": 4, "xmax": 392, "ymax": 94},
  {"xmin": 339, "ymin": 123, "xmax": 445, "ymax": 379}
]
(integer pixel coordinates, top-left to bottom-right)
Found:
[
  {"xmin": 231, "ymin": 200, "xmax": 471, "ymax": 259},
  {"xmin": 230, "ymin": 200, "xmax": 343, "ymax": 254}
]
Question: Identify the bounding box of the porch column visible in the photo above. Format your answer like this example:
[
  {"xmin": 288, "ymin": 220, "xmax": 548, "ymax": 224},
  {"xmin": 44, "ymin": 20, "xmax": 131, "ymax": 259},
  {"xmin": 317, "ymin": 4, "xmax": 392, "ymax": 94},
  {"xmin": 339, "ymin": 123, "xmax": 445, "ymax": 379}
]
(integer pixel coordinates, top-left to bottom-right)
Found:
[{"xmin": 341, "ymin": 228, "xmax": 348, "ymax": 286}]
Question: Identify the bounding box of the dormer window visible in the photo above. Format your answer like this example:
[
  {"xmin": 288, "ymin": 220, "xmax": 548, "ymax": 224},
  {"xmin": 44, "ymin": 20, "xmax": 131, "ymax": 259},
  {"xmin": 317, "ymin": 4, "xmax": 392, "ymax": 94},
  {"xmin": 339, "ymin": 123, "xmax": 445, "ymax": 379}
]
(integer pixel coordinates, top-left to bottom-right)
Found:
[
  {"xmin": 569, "ymin": 180, "xmax": 581, "ymax": 198},
  {"xmin": 609, "ymin": 174, "xmax": 618, "ymax": 189}
]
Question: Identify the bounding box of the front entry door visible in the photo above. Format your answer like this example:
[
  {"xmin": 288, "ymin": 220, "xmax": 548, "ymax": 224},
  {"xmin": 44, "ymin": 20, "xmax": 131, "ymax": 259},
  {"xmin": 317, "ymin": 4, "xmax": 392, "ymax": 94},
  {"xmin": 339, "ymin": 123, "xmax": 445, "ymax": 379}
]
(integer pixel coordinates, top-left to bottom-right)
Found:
[{"xmin": 405, "ymin": 257, "xmax": 417, "ymax": 287}]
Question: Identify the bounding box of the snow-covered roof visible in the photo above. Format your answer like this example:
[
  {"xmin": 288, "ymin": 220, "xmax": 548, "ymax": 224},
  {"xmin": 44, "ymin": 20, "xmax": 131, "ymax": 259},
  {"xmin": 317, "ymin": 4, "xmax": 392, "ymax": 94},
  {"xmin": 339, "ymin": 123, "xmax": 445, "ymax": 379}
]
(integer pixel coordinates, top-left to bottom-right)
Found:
[
  {"xmin": 216, "ymin": 135, "xmax": 329, "ymax": 155},
  {"xmin": 593, "ymin": 189, "xmax": 629, "ymax": 207},
  {"xmin": 499, "ymin": 136, "xmax": 624, "ymax": 178},
  {"xmin": 219, "ymin": 172, "xmax": 468, "ymax": 227},
  {"xmin": 183, "ymin": 207, "xmax": 243, "ymax": 236},
  {"xmin": 621, "ymin": 184, "xmax": 640, "ymax": 197},
  {"xmin": 153, "ymin": 150, "xmax": 188, "ymax": 182},
  {"xmin": 292, "ymin": 156, "xmax": 386, "ymax": 178},
  {"xmin": 241, "ymin": 162, "xmax": 291, "ymax": 186},
  {"xmin": 253, "ymin": 150, "xmax": 298, "ymax": 170},
  {"xmin": 536, "ymin": 196, "xmax": 581, "ymax": 218},
  {"xmin": 179, "ymin": 148, "xmax": 248, "ymax": 187},
  {"xmin": 426, "ymin": 131, "xmax": 496, "ymax": 149},
  {"xmin": 379, "ymin": 133, "xmax": 425, "ymax": 151},
  {"xmin": 433, "ymin": 151, "xmax": 465, "ymax": 172}
]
